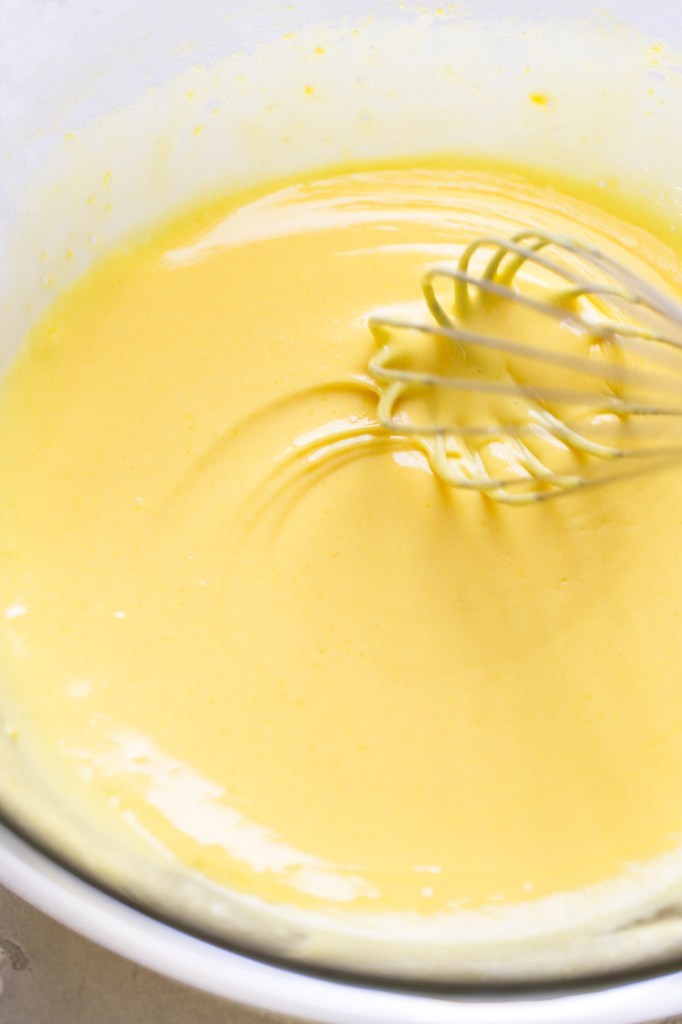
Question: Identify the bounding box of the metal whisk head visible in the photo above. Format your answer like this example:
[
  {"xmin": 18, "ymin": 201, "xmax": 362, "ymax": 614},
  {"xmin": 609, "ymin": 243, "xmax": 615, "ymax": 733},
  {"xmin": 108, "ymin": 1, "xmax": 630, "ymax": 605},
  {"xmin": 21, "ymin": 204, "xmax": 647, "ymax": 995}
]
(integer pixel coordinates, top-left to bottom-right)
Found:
[{"xmin": 366, "ymin": 229, "xmax": 682, "ymax": 503}]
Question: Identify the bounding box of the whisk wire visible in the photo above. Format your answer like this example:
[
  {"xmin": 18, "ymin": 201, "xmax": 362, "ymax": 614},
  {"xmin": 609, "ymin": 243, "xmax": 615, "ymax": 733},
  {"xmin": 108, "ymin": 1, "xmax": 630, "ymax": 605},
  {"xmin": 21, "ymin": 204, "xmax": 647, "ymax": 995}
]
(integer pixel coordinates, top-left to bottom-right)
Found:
[{"xmin": 364, "ymin": 229, "xmax": 682, "ymax": 502}]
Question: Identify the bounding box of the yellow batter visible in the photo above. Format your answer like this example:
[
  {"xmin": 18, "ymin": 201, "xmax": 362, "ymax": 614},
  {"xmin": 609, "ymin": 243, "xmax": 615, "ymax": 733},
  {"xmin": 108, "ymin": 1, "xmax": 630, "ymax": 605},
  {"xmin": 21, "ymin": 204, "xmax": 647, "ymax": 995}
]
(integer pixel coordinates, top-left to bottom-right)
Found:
[{"xmin": 2, "ymin": 165, "xmax": 682, "ymax": 922}]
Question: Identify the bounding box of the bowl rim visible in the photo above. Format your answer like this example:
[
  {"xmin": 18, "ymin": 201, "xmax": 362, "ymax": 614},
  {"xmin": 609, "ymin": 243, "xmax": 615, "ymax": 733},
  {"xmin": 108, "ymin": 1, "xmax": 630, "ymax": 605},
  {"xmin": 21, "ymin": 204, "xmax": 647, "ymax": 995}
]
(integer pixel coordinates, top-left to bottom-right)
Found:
[{"xmin": 2, "ymin": 820, "xmax": 682, "ymax": 1024}]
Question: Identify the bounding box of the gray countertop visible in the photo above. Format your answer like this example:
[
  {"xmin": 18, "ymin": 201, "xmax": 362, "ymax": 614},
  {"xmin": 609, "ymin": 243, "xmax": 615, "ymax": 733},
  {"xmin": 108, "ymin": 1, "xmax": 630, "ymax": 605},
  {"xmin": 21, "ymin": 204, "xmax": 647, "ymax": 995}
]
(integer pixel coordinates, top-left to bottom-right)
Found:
[{"xmin": 0, "ymin": 885, "xmax": 281, "ymax": 1024}]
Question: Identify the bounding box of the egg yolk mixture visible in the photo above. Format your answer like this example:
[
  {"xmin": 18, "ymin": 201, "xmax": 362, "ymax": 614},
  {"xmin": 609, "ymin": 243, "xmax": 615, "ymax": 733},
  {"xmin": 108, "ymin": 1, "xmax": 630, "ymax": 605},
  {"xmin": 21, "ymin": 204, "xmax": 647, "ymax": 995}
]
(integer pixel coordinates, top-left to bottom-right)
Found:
[{"xmin": 3, "ymin": 165, "xmax": 682, "ymax": 920}]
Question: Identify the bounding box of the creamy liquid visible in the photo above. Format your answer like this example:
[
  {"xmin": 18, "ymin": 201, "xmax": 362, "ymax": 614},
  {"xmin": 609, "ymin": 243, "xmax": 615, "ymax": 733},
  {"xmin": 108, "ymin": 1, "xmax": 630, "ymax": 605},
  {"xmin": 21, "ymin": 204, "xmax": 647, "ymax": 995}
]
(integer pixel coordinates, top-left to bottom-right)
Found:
[{"xmin": 3, "ymin": 166, "xmax": 682, "ymax": 922}]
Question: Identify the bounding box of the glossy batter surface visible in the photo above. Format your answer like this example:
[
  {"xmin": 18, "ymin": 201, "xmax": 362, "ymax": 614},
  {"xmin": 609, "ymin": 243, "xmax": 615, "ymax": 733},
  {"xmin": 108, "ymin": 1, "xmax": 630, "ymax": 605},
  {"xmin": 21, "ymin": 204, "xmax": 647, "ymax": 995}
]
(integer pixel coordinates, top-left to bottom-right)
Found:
[{"xmin": 3, "ymin": 167, "xmax": 682, "ymax": 921}]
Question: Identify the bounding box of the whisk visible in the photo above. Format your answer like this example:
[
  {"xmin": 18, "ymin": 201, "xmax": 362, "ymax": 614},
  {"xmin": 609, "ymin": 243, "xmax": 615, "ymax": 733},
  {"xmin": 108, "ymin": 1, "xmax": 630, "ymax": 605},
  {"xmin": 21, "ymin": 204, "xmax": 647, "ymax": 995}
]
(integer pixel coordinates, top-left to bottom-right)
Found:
[{"xmin": 365, "ymin": 229, "xmax": 682, "ymax": 504}]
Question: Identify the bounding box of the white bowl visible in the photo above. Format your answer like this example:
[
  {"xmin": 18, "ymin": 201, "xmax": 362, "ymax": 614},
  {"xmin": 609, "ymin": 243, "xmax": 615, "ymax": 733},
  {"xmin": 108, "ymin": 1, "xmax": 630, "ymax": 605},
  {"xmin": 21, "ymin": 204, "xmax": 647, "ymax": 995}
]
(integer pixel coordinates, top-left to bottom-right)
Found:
[{"xmin": 2, "ymin": 2, "xmax": 682, "ymax": 1019}]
